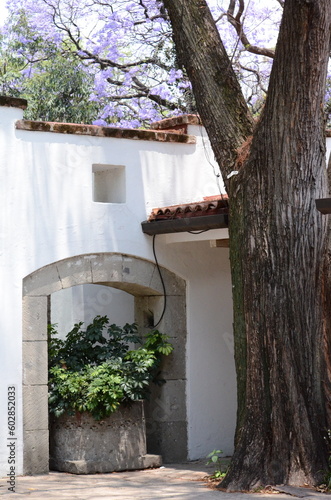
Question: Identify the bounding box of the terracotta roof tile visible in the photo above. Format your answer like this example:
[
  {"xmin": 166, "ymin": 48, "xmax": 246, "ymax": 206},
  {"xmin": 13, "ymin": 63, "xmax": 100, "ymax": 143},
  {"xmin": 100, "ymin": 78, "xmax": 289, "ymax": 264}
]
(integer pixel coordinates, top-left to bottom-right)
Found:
[
  {"xmin": 150, "ymin": 115, "xmax": 201, "ymax": 135},
  {"xmin": 148, "ymin": 194, "xmax": 229, "ymax": 221}
]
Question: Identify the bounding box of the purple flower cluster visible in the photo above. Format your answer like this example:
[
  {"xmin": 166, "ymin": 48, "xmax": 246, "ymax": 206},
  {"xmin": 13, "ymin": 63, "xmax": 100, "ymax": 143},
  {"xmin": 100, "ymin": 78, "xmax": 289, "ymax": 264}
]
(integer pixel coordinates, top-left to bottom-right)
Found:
[{"xmin": 1, "ymin": 0, "xmax": 284, "ymax": 126}]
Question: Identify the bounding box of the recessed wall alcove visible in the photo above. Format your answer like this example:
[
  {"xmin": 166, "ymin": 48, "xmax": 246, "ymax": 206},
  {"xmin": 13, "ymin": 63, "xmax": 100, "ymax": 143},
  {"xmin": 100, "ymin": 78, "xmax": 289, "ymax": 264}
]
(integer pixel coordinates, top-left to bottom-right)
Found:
[{"xmin": 22, "ymin": 253, "xmax": 187, "ymax": 474}]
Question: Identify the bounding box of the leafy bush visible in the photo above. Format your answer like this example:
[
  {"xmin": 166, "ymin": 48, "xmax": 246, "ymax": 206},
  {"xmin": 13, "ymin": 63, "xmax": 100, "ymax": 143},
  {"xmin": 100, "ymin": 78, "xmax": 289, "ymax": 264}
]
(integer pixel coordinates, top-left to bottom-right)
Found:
[{"xmin": 48, "ymin": 316, "xmax": 173, "ymax": 420}]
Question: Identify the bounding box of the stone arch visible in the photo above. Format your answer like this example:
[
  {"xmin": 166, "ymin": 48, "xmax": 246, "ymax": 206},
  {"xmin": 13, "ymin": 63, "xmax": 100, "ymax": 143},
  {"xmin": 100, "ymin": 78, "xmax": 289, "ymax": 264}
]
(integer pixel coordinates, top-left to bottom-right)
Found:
[{"xmin": 22, "ymin": 253, "xmax": 187, "ymax": 474}]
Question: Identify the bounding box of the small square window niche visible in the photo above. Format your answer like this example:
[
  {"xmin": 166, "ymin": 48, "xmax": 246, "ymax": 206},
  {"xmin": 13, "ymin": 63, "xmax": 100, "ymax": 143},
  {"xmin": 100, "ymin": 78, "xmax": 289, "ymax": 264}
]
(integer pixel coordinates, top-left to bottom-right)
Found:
[{"xmin": 92, "ymin": 164, "xmax": 126, "ymax": 203}]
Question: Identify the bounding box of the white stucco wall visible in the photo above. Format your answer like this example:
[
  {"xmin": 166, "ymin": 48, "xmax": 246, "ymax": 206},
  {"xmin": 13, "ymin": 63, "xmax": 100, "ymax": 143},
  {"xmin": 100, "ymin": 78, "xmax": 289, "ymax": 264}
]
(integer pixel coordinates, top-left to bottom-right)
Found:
[
  {"xmin": 0, "ymin": 102, "xmax": 236, "ymax": 477},
  {"xmin": 2, "ymin": 100, "xmax": 331, "ymax": 477},
  {"xmin": 51, "ymin": 285, "xmax": 135, "ymax": 338},
  {"xmin": 154, "ymin": 239, "xmax": 237, "ymax": 458}
]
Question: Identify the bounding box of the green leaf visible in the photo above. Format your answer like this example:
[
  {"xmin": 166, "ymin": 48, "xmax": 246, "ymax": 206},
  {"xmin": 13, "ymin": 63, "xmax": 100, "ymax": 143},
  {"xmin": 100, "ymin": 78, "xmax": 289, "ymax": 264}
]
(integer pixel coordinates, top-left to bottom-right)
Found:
[{"xmin": 48, "ymin": 315, "xmax": 174, "ymax": 419}]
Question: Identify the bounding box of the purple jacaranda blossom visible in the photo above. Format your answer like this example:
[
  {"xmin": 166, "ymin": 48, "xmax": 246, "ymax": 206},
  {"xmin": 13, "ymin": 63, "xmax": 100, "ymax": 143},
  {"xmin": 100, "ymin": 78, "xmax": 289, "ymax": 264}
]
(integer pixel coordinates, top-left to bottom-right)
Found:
[{"xmin": 2, "ymin": 0, "xmax": 285, "ymax": 126}]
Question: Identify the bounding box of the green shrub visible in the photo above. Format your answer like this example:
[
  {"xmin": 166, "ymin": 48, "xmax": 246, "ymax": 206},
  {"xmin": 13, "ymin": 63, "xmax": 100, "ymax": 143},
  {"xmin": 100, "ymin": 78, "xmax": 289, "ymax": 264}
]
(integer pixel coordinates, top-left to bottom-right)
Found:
[{"xmin": 48, "ymin": 315, "xmax": 173, "ymax": 420}]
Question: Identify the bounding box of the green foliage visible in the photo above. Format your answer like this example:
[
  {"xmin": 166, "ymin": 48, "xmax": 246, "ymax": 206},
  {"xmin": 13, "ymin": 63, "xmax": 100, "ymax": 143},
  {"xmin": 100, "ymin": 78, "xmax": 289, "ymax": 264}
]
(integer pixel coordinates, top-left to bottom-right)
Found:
[
  {"xmin": 20, "ymin": 55, "xmax": 102, "ymax": 124},
  {"xmin": 48, "ymin": 316, "xmax": 173, "ymax": 420},
  {"xmin": 48, "ymin": 316, "xmax": 142, "ymax": 371},
  {"xmin": 0, "ymin": 9, "xmax": 102, "ymax": 123},
  {"xmin": 143, "ymin": 330, "xmax": 175, "ymax": 356},
  {"xmin": 206, "ymin": 449, "xmax": 228, "ymax": 480}
]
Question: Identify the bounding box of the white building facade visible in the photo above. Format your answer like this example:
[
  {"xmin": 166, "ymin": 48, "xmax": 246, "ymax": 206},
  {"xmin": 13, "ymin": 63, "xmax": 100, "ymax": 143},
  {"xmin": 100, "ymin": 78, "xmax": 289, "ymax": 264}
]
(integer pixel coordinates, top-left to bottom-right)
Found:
[{"xmin": 0, "ymin": 96, "xmax": 236, "ymax": 477}]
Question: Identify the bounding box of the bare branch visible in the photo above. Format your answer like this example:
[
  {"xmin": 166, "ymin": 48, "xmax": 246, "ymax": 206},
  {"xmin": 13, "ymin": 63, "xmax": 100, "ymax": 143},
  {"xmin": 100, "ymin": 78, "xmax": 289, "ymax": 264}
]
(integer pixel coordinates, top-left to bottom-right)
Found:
[
  {"xmin": 214, "ymin": 12, "xmax": 227, "ymax": 24},
  {"xmin": 131, "ymin": 75, "xmax": 187, "ymax": 110},
  {"xmin": 105, "ymin": 89, "xmax": 186, "ymax": 111},
  {"xmin": 133, "ymin": 13, "xmax": 168, "ymax": 26},
  {"xmin": 227, "ymin": 1, "xmax": 275, "ymax": 59},
  {"xmin": 43, "ymin": 6, "xmax": 172, "ymax": 74},
  {"xmin": 238, "ymin": 63, "xmax": 268, "ymax": 94},
  {"xmin": 139, "ymin": 0, "xmax": 148, "ymax": 19}
]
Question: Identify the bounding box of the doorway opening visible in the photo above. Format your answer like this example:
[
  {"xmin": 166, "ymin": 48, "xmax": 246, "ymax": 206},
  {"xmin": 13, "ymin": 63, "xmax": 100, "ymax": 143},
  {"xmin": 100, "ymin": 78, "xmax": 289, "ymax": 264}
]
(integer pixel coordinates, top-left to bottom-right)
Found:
[{"xmin": 22, "ymin": 253, "xmax": 187, "ymax": 474}]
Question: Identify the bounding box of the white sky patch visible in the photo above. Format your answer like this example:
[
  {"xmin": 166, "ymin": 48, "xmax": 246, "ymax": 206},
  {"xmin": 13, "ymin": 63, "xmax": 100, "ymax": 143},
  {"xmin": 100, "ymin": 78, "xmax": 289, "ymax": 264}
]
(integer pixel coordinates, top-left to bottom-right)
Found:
[{"xmin": 0, "ymin": 0, "xmax": 8, "ymax": 26}]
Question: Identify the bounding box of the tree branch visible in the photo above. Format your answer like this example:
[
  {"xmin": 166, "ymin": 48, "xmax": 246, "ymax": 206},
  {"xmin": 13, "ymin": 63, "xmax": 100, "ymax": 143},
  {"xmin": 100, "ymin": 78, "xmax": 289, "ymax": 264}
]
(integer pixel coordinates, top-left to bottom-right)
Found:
[
  {"xmin": 105, "ymin": 89, "xmax": 186, "ymax": 111},
  {"xmin": 163, "ymin": 0, "xmax": 253, "ymax": 177},
  {"xmin": 226, "ymin": 0, "xmax": 275, "ymax": 59},
  {"xmin": 238, "ymin": 63, "xmax": 268, "ymax": 94}
]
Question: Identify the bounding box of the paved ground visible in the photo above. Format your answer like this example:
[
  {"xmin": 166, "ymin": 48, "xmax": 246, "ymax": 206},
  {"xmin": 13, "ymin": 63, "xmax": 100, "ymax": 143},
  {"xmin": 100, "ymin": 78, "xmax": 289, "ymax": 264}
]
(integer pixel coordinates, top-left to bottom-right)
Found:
[{"xmin": 1, "ymin": 461, "xmax": 331, "ymax": 500}]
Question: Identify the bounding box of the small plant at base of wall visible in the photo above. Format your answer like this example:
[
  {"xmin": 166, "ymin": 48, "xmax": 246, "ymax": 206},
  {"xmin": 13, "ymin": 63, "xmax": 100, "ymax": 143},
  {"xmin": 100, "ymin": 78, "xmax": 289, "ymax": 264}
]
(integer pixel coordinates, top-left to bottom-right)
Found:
[
  {"xmin": 206, "ymin": 449, "xmax": 228, "ymax": 480},
  {"xmin": 48, "ymin": 315, "xmax": 173, "ymax": 420}
]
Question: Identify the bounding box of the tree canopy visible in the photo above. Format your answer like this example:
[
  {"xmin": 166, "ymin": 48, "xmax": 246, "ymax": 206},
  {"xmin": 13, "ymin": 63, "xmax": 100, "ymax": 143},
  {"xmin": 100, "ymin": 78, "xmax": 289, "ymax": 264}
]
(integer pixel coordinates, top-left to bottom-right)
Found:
[{"xmin": 0, "ymin": 0, "xmax": 283, "ymax": 125}]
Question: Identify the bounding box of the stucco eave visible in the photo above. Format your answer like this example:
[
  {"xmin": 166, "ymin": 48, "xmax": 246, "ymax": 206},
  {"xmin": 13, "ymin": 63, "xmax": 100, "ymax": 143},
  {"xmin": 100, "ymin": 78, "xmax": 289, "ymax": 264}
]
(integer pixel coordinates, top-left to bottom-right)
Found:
[
  {"xmin": 141, "ymin": 213, "xmax": 229, "ymax": 235},
  {"xmin": 15, "ymin": 119, "xmax": 196, "ymax": 144}
]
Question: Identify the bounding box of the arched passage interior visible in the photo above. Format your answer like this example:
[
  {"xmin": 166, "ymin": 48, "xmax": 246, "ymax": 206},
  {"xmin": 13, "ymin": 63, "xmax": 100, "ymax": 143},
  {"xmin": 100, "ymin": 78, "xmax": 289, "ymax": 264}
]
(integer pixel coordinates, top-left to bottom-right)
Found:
[{"xmin": 22, "ymin": 252, "xmax": 187, "ymax": 474}]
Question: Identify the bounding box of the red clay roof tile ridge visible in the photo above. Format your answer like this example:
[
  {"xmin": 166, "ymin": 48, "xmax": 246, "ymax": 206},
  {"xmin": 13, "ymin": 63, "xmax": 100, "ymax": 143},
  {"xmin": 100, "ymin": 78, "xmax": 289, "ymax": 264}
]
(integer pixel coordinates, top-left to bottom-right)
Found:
[{"xmin": 148, "ymin": 194, "xmax": 229, "ymax": 221}]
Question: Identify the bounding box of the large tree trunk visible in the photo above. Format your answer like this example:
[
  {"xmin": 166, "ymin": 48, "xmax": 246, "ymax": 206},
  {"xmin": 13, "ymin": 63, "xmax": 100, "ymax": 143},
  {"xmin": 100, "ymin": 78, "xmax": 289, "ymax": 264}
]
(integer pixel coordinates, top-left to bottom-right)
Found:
[
  {"xmin": 162, "ymin": 0, "xmax": 253, "ymax": 175},
  {"xmin": 164, "ymin": 0, "xmax": 331, "ymax": 489},
  {"xmin": 225, "ymin": 0, "xmax": 331, "ymax": 487},
  {"xmin": 323, "ymin": 157, "xmax": 331, "ymax": 431}
]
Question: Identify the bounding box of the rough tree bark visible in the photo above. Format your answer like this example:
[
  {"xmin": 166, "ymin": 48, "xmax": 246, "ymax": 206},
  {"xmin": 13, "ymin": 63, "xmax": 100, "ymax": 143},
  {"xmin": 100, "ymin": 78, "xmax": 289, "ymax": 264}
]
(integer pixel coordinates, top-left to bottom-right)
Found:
[{"xmin": 163, "ymin": 0, "xmax": 331, "ymax": 490}]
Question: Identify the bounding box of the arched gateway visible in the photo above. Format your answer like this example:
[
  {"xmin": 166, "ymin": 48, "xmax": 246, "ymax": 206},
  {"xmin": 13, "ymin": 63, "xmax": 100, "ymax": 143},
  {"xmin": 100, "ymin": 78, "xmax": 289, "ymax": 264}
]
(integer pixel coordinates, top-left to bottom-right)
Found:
[{"xmin": 22, "ymin": 253, "xmax": 187, "ymax": 474}]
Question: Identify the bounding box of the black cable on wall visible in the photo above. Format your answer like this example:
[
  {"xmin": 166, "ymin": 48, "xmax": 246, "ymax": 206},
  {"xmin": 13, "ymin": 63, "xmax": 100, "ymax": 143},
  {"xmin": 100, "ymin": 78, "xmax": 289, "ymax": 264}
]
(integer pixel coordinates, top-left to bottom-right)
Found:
[{"xmin": 152, "ymin": 234, "xmax": 167, "ymax": 328}]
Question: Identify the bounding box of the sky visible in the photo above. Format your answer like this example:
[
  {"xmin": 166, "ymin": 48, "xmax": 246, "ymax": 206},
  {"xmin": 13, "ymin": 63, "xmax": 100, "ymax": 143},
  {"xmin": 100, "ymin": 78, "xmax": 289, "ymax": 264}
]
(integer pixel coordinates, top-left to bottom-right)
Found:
[
  {"xmin": 0, "ymin": 0, "xmax": 7, "ymax": 26},
  {"xmin": 0, "ymin": 0, "xmax": 278, "ymax": 27}
]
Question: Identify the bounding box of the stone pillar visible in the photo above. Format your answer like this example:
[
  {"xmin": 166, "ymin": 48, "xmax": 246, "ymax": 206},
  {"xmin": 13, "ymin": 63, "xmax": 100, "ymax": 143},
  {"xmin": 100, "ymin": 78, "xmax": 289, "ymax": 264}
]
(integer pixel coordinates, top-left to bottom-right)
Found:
[
  {"xmin": 22, "ymin": 295, "xmax": 49, "ymax": 474},
  {"xmin": 135, "ymin": 282, "xmax": 187, "ymax": 463}
]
